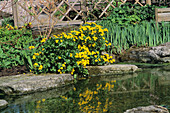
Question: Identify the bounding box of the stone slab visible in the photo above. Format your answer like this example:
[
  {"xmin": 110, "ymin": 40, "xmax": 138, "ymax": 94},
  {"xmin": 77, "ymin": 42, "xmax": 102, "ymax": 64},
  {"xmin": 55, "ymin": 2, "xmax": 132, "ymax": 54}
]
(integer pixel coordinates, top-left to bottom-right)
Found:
[
  {"xmin": 0, "ymin": 74, "xmax": 73, "ymax": 95},
  {"xmin": 125, "ymin": 105, "xmax": 169, "ymax": 113},
  {"xmin": 87, "ymin": 64, "xmax": 139, "ymax": 76}
]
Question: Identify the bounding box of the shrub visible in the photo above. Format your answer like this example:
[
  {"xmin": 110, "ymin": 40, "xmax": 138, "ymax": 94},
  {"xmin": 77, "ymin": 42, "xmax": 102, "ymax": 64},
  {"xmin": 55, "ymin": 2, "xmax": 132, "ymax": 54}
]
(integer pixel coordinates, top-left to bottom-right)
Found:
[
  {"xmin": 0, "ymin": 23, "xmax": 40, "ymax": 69},
  {"xmin": 101, "ymin": 3, "xmax": 167, "ymax": 26},
  {"xmin": 31, "ymin": 22, "xmax": 115, "ymax": 77}
]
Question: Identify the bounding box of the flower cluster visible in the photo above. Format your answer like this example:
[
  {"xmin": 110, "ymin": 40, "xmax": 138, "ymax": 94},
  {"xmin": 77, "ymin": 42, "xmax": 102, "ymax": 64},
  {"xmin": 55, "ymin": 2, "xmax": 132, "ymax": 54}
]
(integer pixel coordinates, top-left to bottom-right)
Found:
[
  {"xmin": 31, "ymin": 22, "xmax": 115, "ymax": 76},
  {"xmin": 29, "ymin": 46, "xmax": 35, "ymax": 50}
]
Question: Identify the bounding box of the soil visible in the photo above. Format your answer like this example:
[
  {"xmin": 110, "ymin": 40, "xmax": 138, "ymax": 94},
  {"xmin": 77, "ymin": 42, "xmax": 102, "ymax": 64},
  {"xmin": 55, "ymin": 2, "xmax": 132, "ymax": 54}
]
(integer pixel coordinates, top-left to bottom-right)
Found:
[{"xmin": 0, "ymin": 65, "xmax": 28, "ymax": 77}]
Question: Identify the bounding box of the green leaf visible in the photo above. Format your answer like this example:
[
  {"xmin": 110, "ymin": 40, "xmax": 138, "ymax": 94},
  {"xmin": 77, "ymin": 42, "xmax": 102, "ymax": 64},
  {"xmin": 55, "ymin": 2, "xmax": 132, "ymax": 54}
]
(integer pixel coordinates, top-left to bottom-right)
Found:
[
  {"xmin": 67, "ymin": 65, "xmax": 72, "ymax": 72},
  {"xmin": 65, "ymin": 59, "xmax": 71, "ymax": 64}
]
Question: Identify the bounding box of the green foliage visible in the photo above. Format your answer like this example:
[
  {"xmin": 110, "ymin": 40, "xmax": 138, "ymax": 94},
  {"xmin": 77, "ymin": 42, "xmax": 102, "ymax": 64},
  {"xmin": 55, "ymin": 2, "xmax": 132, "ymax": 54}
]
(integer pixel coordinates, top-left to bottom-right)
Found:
[
  {"xmin": 1, "ymin": 17, "xmax": 14, "ymax": 27},
  {"xmin": 54, "ymin": 4, "xmax": 67, "ymax": 19},
  {"xmin": 98, "ymin": 20, "xmax": 170, "ymax": 54},
  {"xmin": 101, "ymin": 3, "xmax": 167, "ymax": 26},
  {"xmin": 0, "ymin": 24, "xmax": 40, "ymax": 69},
  {"xmin": 31, "ymin": 22, "xmax": 115, "ymax": 76}
]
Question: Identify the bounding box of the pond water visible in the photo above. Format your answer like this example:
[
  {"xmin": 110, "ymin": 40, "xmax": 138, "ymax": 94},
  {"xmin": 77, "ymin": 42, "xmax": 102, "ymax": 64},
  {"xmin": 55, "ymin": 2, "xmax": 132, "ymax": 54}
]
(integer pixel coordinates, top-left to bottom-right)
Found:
[{"xmin": 0, "ymin": 66, "xmax": 170, "ymax": 113}]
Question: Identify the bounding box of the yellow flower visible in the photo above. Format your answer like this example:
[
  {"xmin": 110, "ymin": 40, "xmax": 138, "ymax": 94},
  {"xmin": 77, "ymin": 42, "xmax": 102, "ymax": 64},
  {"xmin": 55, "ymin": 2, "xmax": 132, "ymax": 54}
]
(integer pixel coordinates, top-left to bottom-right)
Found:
[
  {"xmin": 104, "ymin": 28, "xmax": 108, "ymax": 32},
  {"xmin": 92, "ymin": 43, "xmax": 96, "ymax": 47},
  {"xmin": 92, "ymin": 51, "xmax": 95, "ymax": 55},
  {"xmin": 41, "ymin": 38, "xmax": 46, "ymax": 43},
  {"xmin": 29, "ymin": 22, "xmax": 32, "ymax": 25},
  {"xmin": 58, "ymin": 69, "xmax": 61, "ymax": 72},
  {"xmin": 94, "ymin": 91, "xmax": 98, "ymax": 94},
  {"xmin": 95, "ymin": 59, "xmax": 98, "ymax": 62},
  {"xmin": 55, "ymin": 40, "xmax": 59, "ymax": 43},
  {"xmin": 42, "ymin": 48, "xmax": 45, "ymax": 51},
  {"xmin": 60, "ymin": 40, "xmax": 63, "ymax": 42},
  {"xmin": 62, "ymin": 64, "xmax": 65, "ymax": 67},
  {"xmin": 29, "ymin": 46, "xmax": 35, "ymax": 50},
  {"xmin": 60, "ymin": 67, "xmax": 63, "ymax": 69},
  {"xmin": 32, "ymin": 55, "xmax": 36, "ymax": 59},
  {"xmin": 100, "ymin": 33, "xmax": 104, "ymax": 36},
  {"xmin": 94, "ymin": 55, "xmax": 97, "ymax": 58},
  {"xmin": 71, "ymin": 68, "xmax": 75, "ymax": 74},
  {"xmin": 70, "ymin": 53, "xmax": 73, "ymax": 57},
  {"xmin": 33, "ymin": 63, "xmax": 38, "ymax": 66},
  {"xmin": 38, "ymin": 65, "xmax": 43, "ymax": 70},
  {"xmin": 71, "ymin": 71, "xmax": 74, "ymax": 75},
  {"xmin": 34, "ymin": 53, "xmax": 39, "ymax": 56},
  {"xmin": 42, "ymin": 99, "xmax": 45, "ymax": 102},
  {"xmin": 58, "ymin": 56, "xmax": 61, "ymax": 59},
  {"xmin": 73, "ymin": 87, "xmax": 76, "ymax": 91}
]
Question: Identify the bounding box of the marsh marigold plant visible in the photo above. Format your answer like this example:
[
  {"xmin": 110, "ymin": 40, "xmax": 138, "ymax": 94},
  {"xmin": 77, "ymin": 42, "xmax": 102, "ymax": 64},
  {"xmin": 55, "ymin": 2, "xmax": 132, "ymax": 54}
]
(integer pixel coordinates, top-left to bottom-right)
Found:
[{"xmin": 31, "ymin": 22, "xmax": 115, "ymax": 77}]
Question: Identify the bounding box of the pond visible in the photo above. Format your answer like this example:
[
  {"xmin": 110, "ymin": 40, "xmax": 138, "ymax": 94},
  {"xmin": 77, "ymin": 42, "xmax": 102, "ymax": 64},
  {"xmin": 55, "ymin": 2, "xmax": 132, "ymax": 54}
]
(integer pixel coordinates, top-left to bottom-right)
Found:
[{"xmin": 0, "ymin": 66, "xmax": 170, "ymax": 113}]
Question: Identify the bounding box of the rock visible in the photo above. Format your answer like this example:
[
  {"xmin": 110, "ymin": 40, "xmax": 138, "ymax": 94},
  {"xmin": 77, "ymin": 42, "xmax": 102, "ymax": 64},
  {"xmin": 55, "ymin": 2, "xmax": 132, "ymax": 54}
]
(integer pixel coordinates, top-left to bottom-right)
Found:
[
  {"xmin": 125, "ymin": 105, "xmax": 169, "ymax": 113},
  {"xmin": 0, "ymin": 100, "xmax": 8, "ymax": 109},
  {"xmin": 87, "ymin": 64, "xmax": 138, "ymax": 76},
  {"xmin": 120, "ymin": 42, "xmax": 170, "ymax": 63},
  {"xmin": 0, "ymin": 74, "xmax": 73, "ymax": 95}
]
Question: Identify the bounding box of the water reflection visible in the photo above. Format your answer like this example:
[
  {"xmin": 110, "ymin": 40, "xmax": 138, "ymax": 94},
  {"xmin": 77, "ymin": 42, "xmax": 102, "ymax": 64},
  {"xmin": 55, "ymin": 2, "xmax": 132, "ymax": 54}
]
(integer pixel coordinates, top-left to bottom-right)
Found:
[{"xmin": 1, "ymin": 68, "xmax": 170, "ymax": 113}]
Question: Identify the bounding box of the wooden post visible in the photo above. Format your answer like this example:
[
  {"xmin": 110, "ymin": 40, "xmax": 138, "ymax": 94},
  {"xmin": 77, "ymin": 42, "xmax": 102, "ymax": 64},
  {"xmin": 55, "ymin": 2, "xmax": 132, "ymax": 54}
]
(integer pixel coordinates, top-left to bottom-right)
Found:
[
  {"xmin": 155, "ymin": 8, "xmax": 158, "ymax": 23},
  {"xmin": 146, "ymin": 0, "xmax": 151, "ymax": 5},
  {"xmin": 155, "ymin": 8, "xmax": 158, "ymax": 28},
  {"xmin": 81, "ymin": 0, "xmax": 87, "ymax": 22},
  {"xmin": 12, "ymin": 0, "xmax": 18, "ymax": 27}
]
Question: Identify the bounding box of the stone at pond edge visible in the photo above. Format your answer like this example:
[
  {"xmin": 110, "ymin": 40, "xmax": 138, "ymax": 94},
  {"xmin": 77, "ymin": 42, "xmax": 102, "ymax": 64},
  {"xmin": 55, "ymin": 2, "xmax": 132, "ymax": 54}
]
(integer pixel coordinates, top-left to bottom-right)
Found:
[
  {"xmin": 0, "ymin": 65, "xmax": 138, "ymax": 96},
  {"xmin": 124, "ymin": 105, "xmax": 169, "ymax": 113},
  {"xmin": 87, "ymin": 64, "xmax": 138, "ymax": 76},
  {"xmin": 0, "ymin": 74, "xmax": 73, "ymax": 95},
  {"xmin": 120, "ymin": 42, "xmax": 170, "ymax": 63},
  {"xmin": 0, "ymin": 100, "xmax": 8, "ymax": 109}
]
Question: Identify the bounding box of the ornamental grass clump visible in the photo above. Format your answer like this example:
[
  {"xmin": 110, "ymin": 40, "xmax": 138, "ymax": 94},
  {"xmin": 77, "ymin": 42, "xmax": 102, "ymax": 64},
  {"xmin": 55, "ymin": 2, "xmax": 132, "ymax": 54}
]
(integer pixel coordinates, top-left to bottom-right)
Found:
[{"xmin": 31, "ymin": 22, "xmax": 115, "ymax": 77}]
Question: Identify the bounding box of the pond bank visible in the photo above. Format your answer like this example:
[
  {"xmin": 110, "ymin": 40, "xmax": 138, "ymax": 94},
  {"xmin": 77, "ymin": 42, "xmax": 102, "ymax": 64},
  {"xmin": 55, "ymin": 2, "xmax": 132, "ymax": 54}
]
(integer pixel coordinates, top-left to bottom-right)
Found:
[
  {"xmin": 0, "ymin": 65, "xmax": 169, "ymax": 112},
  {"xmin": 0, "ymin": 64, "xmax": 138, "ymax": 96}
]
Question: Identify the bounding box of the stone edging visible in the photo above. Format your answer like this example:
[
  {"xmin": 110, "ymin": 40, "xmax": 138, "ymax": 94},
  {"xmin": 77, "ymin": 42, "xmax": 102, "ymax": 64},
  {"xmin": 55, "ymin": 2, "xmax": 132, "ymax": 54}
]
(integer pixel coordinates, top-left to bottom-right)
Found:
[
  {"xmin": 87, "ymin": 64, "xmax": 139, "ymax": 76},
  {"xmin": 0, "ymin": 64, "xmax": 138, "ymax": 96},
  {"xmin": 0, "ymin": 64, "xmax": 139, "ymax": 109}
]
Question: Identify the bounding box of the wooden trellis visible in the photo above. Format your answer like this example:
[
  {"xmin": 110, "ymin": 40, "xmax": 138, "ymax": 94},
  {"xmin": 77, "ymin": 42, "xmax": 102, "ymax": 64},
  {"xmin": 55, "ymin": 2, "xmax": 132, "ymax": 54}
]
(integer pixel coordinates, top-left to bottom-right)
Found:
[{"xmin": 9, "ymin": 0, "xmax": 152, "ymax": 27}]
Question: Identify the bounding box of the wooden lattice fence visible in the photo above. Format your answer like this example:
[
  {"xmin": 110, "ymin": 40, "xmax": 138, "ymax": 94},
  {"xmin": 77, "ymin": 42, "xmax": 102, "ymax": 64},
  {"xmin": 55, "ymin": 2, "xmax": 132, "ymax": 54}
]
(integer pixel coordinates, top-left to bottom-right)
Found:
[{"xmin": 0, "ymin": 0, "xmax": 165, "ymax": 27}]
